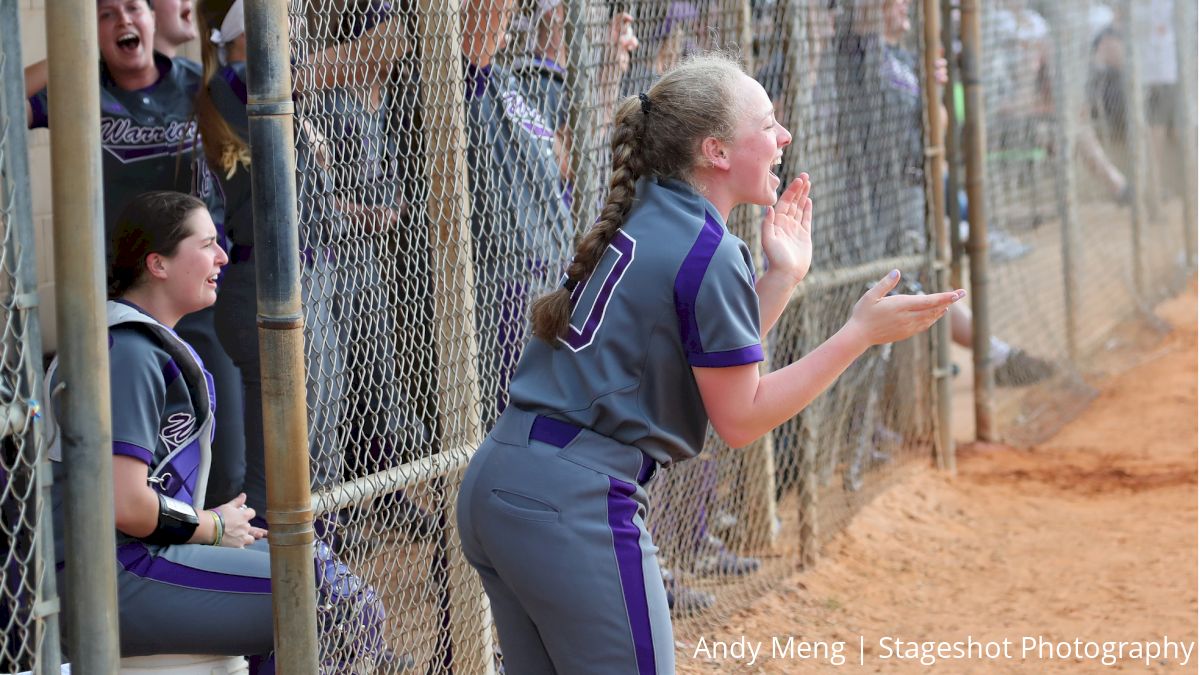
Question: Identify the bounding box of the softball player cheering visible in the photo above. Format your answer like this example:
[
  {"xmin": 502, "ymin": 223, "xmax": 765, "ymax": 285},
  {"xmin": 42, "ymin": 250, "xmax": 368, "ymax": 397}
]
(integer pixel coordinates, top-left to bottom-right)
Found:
[
  {"xmin": 27, "ymin": 0, "xmax": 246, "ymax": 509},
  {"xmin": 456, "ymin": 53, "xmax": 966, "ymax": 674},
  {"xmin": 45, "ymin": 193, "xmax": 386, "ymax": 672}
]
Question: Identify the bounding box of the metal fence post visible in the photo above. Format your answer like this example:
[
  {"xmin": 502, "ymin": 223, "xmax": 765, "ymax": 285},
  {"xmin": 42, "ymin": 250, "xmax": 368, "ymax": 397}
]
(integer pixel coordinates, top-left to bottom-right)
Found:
[
  {"xmin": 958, "ymin": 0, "xmax": 995, "ymax": 441},
  {"xmin": 1046, "ymin": 0, "xmax": 1083, "ymax": 365},
  {"xmin": 242, "ymin": 2, "xmax": 320, "ymax": 672},
  {"xmin": 941, "ymin": 0, "xmax": 963, "ymax": 291},
  {"xmin": 43, "ymin": 0, "xmax": 122, "ymax": 670},
  {"xmin": 1176, "ymin": 0, "xmax": 1198, "ymax": 267},
  {"xmin": 922, "ymin": 0, "xmax": 953, "ymax": 472},
  {"xmin": 1121, "ymin": 0, "xmax": 1149, "ymax": 297},
  {"xmin": 415, "ymin": 1, "xmax": 493, "ymax": 672},
  {"xmin": 1, "ymin": 1, "xmax": 62, "ymax": 671}
]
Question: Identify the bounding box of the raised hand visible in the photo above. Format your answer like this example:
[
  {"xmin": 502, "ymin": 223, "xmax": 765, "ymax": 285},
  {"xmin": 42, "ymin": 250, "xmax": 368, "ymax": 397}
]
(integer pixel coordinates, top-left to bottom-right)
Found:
[
  {"xmin": 761, "ymin": 173, "xmax": 813, "ymax": 284},
  {"xmin": 847, "ymin": 270, "xmax": 965, "ymax": 347}
]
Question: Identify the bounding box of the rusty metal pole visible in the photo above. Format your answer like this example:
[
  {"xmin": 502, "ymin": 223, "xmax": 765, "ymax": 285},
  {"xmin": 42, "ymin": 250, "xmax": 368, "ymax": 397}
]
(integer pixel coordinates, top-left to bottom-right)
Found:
[
  {"xmin": 1121, "ymin": 0, "xmax": 1148, "ymax": 297},
  {"xmin": 44, "ymin": 0, "xmax": 121, "ymax": 671},
  {"xmin": 941, "ymin": 0, "xmax": 964, "ymax": 291},
  {"xmin": 1046, "ymin": 0, "xmax": 1083, "ymax": 365},
  {"xmin": 1177, "ymin": 0, "xmax": 1198, "ymax": 267},
  {"xmin": 922, "ymin": 0, "xmax": 953, "ymax": 471},
  {"xmin": 959, "ymin": 0, "xmax": 996, "ymax": 441},
  {"xmin": 2, "ymin": 0, "xmax": 63, "ymax": 671},
  {"xmin": 241, "ymin": 1, "xmax": 320, "ymax": 672}
]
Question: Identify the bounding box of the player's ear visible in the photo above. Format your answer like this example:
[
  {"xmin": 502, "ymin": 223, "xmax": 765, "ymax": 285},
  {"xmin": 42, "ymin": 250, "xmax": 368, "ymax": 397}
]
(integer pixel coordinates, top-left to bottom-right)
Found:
[
  {"xmin": 144, "ymin": 252, "xmax": 169, "ymax": 281},
  {"xmin": 699, "ymin": 136, "xmax": 729, "ymax": 171}
]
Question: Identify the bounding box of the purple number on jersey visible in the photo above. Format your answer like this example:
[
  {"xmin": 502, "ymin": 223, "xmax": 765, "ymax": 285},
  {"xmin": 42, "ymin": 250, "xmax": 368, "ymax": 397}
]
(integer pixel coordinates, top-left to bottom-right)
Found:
[{"xmin": 559, "ymin": 230, "xmax": 637, "ymax": 352}]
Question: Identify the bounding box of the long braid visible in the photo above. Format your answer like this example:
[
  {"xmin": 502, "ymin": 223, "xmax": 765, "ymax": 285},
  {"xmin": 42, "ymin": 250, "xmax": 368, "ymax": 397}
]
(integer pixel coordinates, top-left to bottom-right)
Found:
[
  {"xmin": 530, "ymin": 96, "xmax": 645, "ymax": 343},
  {"xmin": 530, "ymin": 52, "xmax": 744, "ymax": 344}
]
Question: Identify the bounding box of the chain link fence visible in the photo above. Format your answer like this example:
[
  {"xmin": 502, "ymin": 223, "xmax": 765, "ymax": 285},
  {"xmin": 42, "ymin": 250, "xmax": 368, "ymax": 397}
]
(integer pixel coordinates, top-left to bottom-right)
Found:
[
  {"xmin": 3, "ymin": 0, "xmax": 1193, "ymax": 671},
  {"xmin": 972, "ymin": 0, "xmax": 1196, "ymax": 443},
  {"xmin": 0, "ymin": 0, "xmax": 59, "ymax": 670}
]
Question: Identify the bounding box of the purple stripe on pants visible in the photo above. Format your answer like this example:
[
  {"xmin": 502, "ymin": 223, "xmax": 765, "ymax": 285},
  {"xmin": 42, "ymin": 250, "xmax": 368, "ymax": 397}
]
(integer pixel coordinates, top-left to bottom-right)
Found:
[
  {"xmin": 607, "ymin": 478, "xmax": 656, "ymax": 675},
  {"xmin": 117, "ymin": 542, "xmax": 272, "ymax": 594}
]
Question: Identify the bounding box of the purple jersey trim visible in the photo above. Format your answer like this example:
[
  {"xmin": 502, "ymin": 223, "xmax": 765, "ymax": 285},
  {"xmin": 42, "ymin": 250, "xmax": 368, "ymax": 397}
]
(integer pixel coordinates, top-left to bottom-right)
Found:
[
  {"xmin": 28, "ymin": 94, "xmax": 49, "ymax": 129},
  {"xmin": 464, "ymin": 61, "xmax": 492, "ymax": 100},
  {"xmin": 560, "ymin": 231, "xmax": 636, "ymax": 351},
  {"xmin": 220, "ymin": 65, "xmax": 249, "ymax": 106},
  {"xmin": 687, "ymin": 344, "xmax": 764, "ymax": 368},
  {"xmin": 529, "ymin": 415, "xmax": 581, "ymax": 448},
  {"xmin": 161, "ymin": 358, "xmax": 182, "ymax": 387},
  {"xmin": 117, "ymin": 542, "xmax": 272, "ymax": 594},
  {"xmin": 112, "ymin": 441, "xmax": 154, "ymax": 465},
  {"xmin": 606, "ymin": 478, "xmax": 656, "ymax": 675},
  {"xmin": 674, "ymin": 213, "xmax": 763, "ymax": 367},
  {"xmin": 673, "ymin": 213, "xmax": 724, "ymax": 357}
]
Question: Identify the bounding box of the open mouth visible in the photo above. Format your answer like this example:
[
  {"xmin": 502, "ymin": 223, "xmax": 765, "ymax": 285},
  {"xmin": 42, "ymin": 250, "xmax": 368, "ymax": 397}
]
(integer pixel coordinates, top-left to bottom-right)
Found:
[
  {"xmin": 116, "ymin": 31, "xmax": 141, "ymax": 52},
  {"xmin": 206, "ymin": 272, "xmax": 220, "ymax": 288},
  {"xmin": 769, "ymin": 156, "xmax": 783, "ymax": 179},
  {"xmin": 180, "ymin": 6, "xmax": 193, "ymax": 26}
]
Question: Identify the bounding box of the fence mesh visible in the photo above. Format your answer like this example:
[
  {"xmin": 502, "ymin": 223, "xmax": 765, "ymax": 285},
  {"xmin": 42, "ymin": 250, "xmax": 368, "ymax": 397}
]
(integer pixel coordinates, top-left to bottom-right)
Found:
[
  {"xmin": 973, "ymin": 0, "xmax": 1196, "ymax": 443},
  {"xmin": 0, "ymin": 1, "xmax": 57, "ymax": 670},
  {"xmin": 282, "ymin": 0, "xmax": 947, "ymax": 669},
  {"xmin": 9, "ymin": 0, "xmax": 1194, "ymax": 671}
]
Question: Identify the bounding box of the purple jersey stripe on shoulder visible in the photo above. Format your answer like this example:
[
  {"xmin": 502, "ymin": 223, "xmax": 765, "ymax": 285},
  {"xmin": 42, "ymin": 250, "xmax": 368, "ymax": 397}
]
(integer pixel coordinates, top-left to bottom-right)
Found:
[
  {"xmin": 161, "ymin": 358, "xmax": 182, "ymax": 387},
  {"xmin": 113, "ymin": 441, "xmax": 154, "ymax": 465},
  {"xmin": 220, "ymin": 65, "xmax": 248, "ymax": 106},
  {"xmin": 673, "ymin": 213, "xmax": 725, "ymax": 357},
  {"xmin": 687, "ymin": 344, "xmax": 764, "ymax": 368},
  {"xmin": 117, "ymin": 542, "xmax": 272, "ymax": 594},
  {"xmin": 607, "ymin": 478, "xmax": 657, "ymax": 675}
]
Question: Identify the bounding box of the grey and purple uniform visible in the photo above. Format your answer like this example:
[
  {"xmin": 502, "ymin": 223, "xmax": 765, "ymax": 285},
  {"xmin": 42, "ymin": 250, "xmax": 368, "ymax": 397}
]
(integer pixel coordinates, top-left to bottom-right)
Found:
[
  {"xmin": 457, "ymin": 176, "xmax": 762, "ymax": 674},
  {"xmin": 48, "ymin": 301, "xmax": 274, "ymax": 658},
  {"xmin": 30, "ymin": 53, "xmax": 246, "ymax": 508},
  {"xmin": 46, "ymin": 301, "xmax": 383, "ymax": 668},
  {"xmin": 464, "ymin": 60, "xmax": 573, "ymax": 428}
]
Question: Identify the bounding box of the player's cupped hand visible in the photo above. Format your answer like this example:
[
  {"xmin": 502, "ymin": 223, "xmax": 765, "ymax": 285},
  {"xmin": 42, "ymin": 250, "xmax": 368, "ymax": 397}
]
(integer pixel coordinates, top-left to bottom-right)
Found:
[
  {"xmin": 847, "ymin": 270, "xmax": 965, "ymax": 347},
  {"xmin": 761, "ymin": 173, "xmax": 813, "ymax": 285},
  {"xmin": 215, "ymin": 493, "xmax": 268, "ymax": 548}
]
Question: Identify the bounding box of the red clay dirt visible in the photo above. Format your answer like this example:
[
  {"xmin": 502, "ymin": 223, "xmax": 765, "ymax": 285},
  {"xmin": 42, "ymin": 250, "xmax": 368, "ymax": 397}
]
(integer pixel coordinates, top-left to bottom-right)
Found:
[{"xmin": 676, "ymin": 282, "xmax": 1197, "ymax": 673}]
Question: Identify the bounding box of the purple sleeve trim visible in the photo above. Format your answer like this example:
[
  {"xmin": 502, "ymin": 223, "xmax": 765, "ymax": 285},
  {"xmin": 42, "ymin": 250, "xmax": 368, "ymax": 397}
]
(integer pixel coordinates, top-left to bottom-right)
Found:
[
  {"xmin": 687, "ymin": 344, "xmax": 764, "ymax": 368},
  {"xmin": 112, "ymin": 441, "xmax": 154, "ymax": 465},
  {"xmin": 28, "ymin": 93, "xmax": 49, "ymax": 129},
  {"xmin": 673, "ymin": 213, "xmax": 725, "ymax": 356}
]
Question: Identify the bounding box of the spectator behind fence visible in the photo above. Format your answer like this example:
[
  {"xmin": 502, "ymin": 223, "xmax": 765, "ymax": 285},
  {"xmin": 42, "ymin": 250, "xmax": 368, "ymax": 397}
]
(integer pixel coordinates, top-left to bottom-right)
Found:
[
  {"xmin": 461, "ymin": 0, "xmax": 573, "ymax": 429},
  {"xmin": 457, "ymin": 52, "xmax": 967, "ymax": 674},
  {"xmin": 24, "ymin": 0, "xmax": 246, "ymax": 510},
  {"xmin": 43, "ymin": 191, "xmax": 386, "ymax": 673},
  {"xmin": 511, "ymin": 0, "xmax": 639, "ymax": 194},
  {"xmin": 193, "ymin": 0, "xmax": 408, "ymax": 525}
]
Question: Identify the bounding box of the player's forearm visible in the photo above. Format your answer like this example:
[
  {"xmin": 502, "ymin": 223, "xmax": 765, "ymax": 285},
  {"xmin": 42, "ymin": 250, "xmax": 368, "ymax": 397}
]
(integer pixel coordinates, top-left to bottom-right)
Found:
[
  {"xmin": 707, "ymin": 325, "xmax": 868, "ymax": 448},
  {"xmin": 755, "ymin": 267, "xmax": 801, "ymax": 337}
]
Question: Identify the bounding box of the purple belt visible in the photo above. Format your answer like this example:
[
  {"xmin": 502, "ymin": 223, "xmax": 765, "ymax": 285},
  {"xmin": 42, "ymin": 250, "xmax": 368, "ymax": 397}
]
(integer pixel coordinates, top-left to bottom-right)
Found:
[{"xmin": 530, "ymin": 415, "xmax": 657, "ymax": 486}]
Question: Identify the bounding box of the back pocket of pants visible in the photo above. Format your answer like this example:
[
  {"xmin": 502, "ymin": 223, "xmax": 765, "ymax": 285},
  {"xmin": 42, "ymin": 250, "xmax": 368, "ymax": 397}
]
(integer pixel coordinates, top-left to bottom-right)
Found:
[{"xmin": 489, "ymin": 489, "xmax": 560, "ymax": 523}]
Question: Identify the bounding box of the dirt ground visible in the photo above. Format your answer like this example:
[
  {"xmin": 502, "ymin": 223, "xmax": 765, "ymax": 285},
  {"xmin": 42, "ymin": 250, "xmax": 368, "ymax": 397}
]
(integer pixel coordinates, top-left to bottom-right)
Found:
[{"xmin": 676, "ymin": 281, "xmax": 1197, "ymax": 673}]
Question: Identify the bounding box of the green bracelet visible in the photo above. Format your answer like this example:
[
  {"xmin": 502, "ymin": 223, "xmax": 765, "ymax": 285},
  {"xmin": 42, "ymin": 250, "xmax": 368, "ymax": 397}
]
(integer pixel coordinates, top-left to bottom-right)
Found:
[{"xmin": 210, "ymin": 510, "xmax": 224, "ymax": 546}]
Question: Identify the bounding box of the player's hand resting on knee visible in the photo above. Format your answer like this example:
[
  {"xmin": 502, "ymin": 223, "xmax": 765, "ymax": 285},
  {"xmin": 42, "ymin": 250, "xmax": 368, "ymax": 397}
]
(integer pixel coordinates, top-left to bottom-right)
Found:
[
  {"xmin": 846, "ymin": 270, "xmax": 965, "ymax": 348},
  {"xmin": 213, "ymin": 493, "xmax": 268, "ymax": 548}
]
